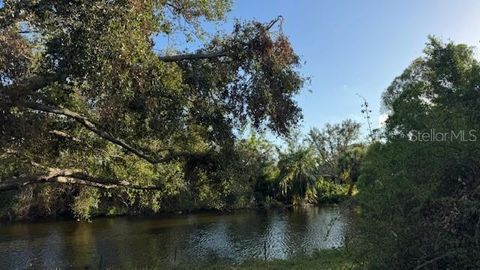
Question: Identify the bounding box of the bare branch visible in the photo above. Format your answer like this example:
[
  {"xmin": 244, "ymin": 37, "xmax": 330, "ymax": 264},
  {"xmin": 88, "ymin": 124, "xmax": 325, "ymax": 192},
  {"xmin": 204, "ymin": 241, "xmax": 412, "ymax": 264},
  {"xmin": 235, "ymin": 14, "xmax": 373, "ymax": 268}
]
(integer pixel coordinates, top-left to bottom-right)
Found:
[
  {"xmin": 25, "ymin": 103, "xmax": 163, "ymax": 163},
  {"xmin": 49, "ymin": 130, "xmax": 81, "ymax": 142},
  {"xmin": 17, "ymin": 30, "xmax": 39, "ymax": 34},
  {"xmin": 158, "ymin": 51, "xmax": 228, "ymax": 62},
  {"xmin": 265, "ymin": 16, "xmax": 283, "ymax": 30},
  {"xmin": 414, "ymin": 253, "xmax": 453, "ymax": 270},
  {"xmin": 0, "ymin": 168, "xmax": 164, "ymax": 192},
  {"xmin": 23, "ymin": 103, "xmax": 209, "ymax": 164}
]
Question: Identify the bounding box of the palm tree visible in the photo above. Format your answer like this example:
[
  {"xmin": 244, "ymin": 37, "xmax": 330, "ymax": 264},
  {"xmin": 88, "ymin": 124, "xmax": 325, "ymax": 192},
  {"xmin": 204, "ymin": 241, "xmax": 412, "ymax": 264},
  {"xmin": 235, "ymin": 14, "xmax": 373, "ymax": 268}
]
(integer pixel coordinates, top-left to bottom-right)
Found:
[
  {"xmin": 337, "ymin": 145, "xmax": 365, "ymax": 196},
  {"xmin": 277, "ymin": 146, "xmax": 317, "ymax": 203}
]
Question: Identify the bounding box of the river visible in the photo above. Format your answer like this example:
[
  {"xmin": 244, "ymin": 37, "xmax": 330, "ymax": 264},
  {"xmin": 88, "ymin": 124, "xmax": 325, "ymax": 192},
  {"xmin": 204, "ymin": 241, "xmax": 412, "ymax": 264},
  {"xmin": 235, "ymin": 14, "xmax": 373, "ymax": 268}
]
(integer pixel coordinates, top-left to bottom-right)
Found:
[{"xmin": 0, "ymin": 206, "xmax": 348, "ymax": 269}]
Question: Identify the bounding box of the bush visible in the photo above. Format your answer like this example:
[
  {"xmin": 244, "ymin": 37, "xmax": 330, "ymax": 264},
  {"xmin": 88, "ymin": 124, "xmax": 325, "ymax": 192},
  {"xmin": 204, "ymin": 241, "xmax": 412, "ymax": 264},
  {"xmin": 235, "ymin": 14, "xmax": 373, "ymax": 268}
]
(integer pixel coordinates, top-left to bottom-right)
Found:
[{"xmin": 314, "ymin": 178, "xmax": 349, "ymax": 204}]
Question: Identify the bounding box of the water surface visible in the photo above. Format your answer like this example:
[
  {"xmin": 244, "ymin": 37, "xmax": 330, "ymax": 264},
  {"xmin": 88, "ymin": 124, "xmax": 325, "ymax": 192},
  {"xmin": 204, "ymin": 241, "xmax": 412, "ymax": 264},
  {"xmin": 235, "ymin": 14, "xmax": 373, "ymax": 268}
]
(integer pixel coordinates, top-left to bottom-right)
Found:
[{"xmin": 0, "ymin": 206, "xmax": 347, "ymax": 269}]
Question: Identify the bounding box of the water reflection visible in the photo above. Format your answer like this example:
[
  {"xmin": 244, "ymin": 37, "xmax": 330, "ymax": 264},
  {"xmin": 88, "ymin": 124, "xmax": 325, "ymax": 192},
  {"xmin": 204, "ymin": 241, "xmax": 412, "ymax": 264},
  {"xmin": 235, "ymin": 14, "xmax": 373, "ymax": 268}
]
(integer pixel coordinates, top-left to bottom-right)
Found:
[{"xmin": 0, "ymin": 206, "xmax": 347, "ymax": 269}]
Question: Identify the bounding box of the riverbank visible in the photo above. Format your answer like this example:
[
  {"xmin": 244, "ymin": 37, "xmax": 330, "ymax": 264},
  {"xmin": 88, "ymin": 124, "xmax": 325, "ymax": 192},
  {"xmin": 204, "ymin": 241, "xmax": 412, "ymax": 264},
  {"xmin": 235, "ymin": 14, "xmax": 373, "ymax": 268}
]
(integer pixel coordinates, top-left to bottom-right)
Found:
[
  {"xmin": 170, "ymin": 249, "xmax": 356, "ymax": 270},
  {"xmin": 0, "ymin": 196, "xmax": 348, "ymax": 223}
]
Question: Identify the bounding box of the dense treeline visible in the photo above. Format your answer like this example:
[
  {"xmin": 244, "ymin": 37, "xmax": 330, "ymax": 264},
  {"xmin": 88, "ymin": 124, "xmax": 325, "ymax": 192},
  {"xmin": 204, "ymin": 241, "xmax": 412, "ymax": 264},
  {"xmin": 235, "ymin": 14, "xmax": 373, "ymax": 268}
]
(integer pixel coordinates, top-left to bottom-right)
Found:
[
  {"xmin": 351, "ymin": 38, "xmax": 480, "ymax": 269},
  {"xmin": 0, "ymin": 0, "xmax": 358, "ymax": 221},
  {"xmin": 0, "ymin": 122, "xmax": 361, "ymax": 220}
]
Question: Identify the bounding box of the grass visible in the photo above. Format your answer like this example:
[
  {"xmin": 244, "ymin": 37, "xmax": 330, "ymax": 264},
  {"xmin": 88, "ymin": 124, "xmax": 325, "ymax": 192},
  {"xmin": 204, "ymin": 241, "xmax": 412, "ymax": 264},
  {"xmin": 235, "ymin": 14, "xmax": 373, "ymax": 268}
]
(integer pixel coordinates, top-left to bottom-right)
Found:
[{"xmin": 169, "ymin": 249, "xmax": 356, "ymax": 270}]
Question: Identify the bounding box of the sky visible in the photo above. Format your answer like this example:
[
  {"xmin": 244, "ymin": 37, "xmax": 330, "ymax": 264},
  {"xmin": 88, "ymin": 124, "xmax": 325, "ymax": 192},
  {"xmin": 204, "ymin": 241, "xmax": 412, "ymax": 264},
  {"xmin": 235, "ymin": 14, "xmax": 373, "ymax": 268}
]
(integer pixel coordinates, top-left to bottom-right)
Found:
[{"xmin": 221, "ymin": 0, "xmax": 480, "ymax": 136}]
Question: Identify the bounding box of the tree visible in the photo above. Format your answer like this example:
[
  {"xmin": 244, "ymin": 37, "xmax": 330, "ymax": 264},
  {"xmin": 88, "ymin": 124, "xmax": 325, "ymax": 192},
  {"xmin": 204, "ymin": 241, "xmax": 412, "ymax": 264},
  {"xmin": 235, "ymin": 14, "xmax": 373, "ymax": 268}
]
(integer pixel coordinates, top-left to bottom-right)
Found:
[
  {"xmin": 337, "ymin": 145, "xmax": 365, "ymax": 196},
  {"xmin": 276, "ymin": 136, "xmax": 317, "ymax": 204},
  {"xmin": 354, "ymin": 38, "xmax": 480, "ymax": 269},
  {"xmin": 235, "ymin": 133, "xmax": 279, "ymax": 205},
  {"xmin": 0, "ymin": 1, "xmax": 304, "ymax": 219},
  {"xmin": 307, "ymin": 119, "xmax": 361, "ymax": 182}
]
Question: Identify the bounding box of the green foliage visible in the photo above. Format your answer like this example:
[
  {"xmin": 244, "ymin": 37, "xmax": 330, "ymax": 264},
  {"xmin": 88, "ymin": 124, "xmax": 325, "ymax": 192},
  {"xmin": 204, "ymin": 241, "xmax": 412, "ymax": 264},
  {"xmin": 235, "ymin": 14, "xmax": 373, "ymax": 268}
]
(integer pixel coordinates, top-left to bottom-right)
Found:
[
  {"xmin": 72, "ymin": 187, "xmax": 100, "ymax": 220},
  {"xmin": 0, "ymin": 1, "xmax": 357, "ymax": 221},
  {"xmin": 308, "ymin": 119, "xmax": 362, "ymax": 182},
  {"xmin": 273, "ymin": 126, "xmax": 361, "ymax": 205},
  {"xmin": 0, "ymin": 1, "xmax": 304, "ymax": 220},
  {"xmin": 277, "ymin": 145, "xmax": 317, "ymax": 203},
  {"xmin": 234, "ymin": 134, "xmax": 279, "ymax": 206},
  {"xmin": 353, "ymin": 38, "xmax": 480, "ymax": 269},
  {"xmin": 338, "ymin": 145, "xmax": 365, "ymax": 196},
  {"xmin": 314, "ymin": 178, "xmax": 349, "ymax": 204}
]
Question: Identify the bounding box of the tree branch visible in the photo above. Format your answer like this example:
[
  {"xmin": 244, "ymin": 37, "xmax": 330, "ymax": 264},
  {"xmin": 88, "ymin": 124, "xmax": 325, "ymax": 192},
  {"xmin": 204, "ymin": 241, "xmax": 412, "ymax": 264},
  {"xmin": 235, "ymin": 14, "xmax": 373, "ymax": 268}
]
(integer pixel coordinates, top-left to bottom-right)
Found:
[
  {"xmin": 49, "ymin": 130, "xmax": 82, "ymax": 142},
  {"xmin": 26, "ymin": 102, "xmax": 162, "ymax": 162},
  {"xmin": 265, "ymin": 16, "xmax": 283, "ymax": 30},
  {"xmin": 1, "ymin": 74, "xmax": 62, "ymax": 98},
  {"xmin": 158, "ymin": 51, "xmax": 228, "ymax": 62},
  {"xmin": 24, "ymin": 103, "xmax": 209, "ymax": 164},
  {"xmin": 413, "ymin": 252, "xmax": 453, "ymax": 270},
  {"xmin": 156, "ymin": 16, "xmax": 282, "ymax": 62},
  {"xmin": 0, "ymin": 168, "xmax": 164, "ymax": 192}
]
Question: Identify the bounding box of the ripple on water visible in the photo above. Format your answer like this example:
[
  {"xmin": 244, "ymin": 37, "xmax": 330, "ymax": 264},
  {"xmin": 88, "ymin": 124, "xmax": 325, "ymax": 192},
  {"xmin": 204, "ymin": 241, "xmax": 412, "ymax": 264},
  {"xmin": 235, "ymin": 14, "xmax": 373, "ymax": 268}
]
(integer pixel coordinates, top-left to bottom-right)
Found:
[{"xmin": 0, "ymin": 206, "xmax": 348, "ymax": 268}]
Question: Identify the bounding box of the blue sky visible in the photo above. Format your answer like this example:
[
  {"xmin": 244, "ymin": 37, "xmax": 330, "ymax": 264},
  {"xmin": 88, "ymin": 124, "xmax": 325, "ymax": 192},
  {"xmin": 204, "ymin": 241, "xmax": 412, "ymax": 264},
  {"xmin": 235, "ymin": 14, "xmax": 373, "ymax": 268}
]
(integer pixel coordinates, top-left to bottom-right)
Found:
[{"xmin": 221, "ymin": 0, "xmax": 480, "ymax": 136}]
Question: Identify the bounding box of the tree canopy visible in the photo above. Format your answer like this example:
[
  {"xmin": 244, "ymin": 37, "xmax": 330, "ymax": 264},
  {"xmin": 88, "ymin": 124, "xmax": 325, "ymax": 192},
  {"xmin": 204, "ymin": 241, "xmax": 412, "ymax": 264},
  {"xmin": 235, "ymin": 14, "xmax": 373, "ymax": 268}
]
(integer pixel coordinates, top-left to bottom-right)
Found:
[
  {"xmin": 353, "ymin": 38, "xmax": 480, "ymax": 269},
  {"xmin": 0, "ymin": 0, "xmax": 305, "ymax": 219}
]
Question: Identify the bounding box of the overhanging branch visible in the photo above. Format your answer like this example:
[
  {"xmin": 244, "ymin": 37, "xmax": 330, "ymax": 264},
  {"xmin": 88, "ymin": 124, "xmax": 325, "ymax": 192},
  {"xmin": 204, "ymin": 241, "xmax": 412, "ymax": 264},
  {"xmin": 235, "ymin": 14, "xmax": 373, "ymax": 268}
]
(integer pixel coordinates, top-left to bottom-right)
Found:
[
  {"xmin": 26, "ymin": 102, "xmax": 162, "ymax": 163},
  {"xmin": 0, "ymin": 168, "xmax": 164, "ymax": 192},
  {"xmin": 156, "ymin": 16, "xmax": 282, "ymax": 62},
  {"xmin": 1, "ymin": 73, "xmax": 63, "ymax": 98},
  {"xmin": 24, "ymin": 103, "xmax": 209, "ymax": 164},
  {"xmin": 158, "ymin": 51, "xmax": 228, "ymax": 62}
]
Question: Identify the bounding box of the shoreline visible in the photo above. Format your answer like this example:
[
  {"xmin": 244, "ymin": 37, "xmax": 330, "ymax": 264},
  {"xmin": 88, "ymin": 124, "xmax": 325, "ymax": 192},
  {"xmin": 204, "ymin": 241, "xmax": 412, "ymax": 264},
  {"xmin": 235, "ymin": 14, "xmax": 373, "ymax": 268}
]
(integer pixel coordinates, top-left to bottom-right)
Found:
[{"xmin": 0, "ymin": 202, "xmax": 344, "ymax": 224}]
